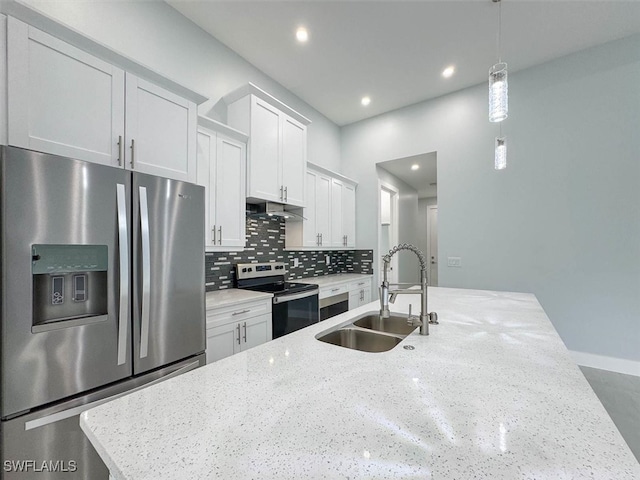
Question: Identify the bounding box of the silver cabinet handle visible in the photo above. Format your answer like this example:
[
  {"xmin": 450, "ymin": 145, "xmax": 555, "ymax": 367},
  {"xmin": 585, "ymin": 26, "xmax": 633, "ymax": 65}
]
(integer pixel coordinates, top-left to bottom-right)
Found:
[
  {"xmin": 316, "ymin": 233, "xmax": 320, "ymax": 246},
  {"xmin": 139, "ymin": 186, "xmax": 151, "ymax": 359},
  {"xmin": 117, "ymin": 135, "xmax": 123, "ymax": 166},
  {"xmin": 243, "ymin": 322, "xmax": 247, "ymax": 342},
  {"xmin": 331, "ymin": 288, "xmax": 340, "ymax": 293},
  {"xmin": 236, "ymin": 324, "xmax": 241, "ymax": 345},
  {"xmin": 218, "ymin": 225, "xmax": 222, "ymax": 245},
  {"xmin": 284, "ymin": 186, "xmax": 288, "ymax": 202},
  {"xmin": 130, "ymin": 138, "xmax": 135, "ymax": 168},
  {"xmin": 320, "ymin": 233, "xmax": 323, "ymax": 246},
  {"xmin": 211, "ymin": 227, "xmax": 215, "ymax": 244},
  {"xmin": 232, "ymin": 309, "xmax": 250, "ymax": 316},
  {"xmin": 280, "ymin": 185, "xmax": 284, "ymax": 201},
  {"xmin": 116, "ymin": 184, "xmax": 129, "ymax": 366}
]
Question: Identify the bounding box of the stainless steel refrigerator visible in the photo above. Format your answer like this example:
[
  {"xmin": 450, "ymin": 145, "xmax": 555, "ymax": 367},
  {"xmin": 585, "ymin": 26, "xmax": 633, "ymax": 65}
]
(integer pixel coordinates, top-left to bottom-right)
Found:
[{"xmin": 0, "ymin": 146, "xmax": 206, "ymax": 479}]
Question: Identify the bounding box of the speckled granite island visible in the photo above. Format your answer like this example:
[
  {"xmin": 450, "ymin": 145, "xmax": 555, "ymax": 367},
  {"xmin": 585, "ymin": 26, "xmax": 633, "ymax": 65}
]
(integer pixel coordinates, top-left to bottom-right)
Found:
[{"xmin": 81, "ymin": 287, "xmax": 640, "ymax": 479}]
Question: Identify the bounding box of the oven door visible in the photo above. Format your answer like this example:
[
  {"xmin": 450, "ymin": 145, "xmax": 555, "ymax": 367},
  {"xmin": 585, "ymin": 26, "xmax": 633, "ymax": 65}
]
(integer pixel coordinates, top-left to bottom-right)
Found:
[{"xmin": 272, "ymin": 290, "xmax": 319, "ymax": 339}]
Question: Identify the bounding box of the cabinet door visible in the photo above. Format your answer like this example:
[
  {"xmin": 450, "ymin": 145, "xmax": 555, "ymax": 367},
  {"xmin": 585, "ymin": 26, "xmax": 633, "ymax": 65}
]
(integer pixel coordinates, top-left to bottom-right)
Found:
[
  {"xmin": 349, "ymin": 291, "xmax": 361, "ymax": 310},
  {"xmin": 303, "ymin": 170, "xmax": 319, "ymax": 247},
  {"xmin": 206, "ymin": 322, "xmax": 241, "ymax": 364},
  {"xmin": 316, "ymin": 174, "xmax": 332, "ymax": 248},
  {"xmin": 125, "ymin": 73, "xmax": 196, "ymax": 182},
  {"xmin": 362, "ymin": 286, "xmax": 372, "ymax": 305},
  {"xmin": 196, "ymin": 128, "xmax": 216, "ymax": 248},
  {"xmin": 281, "ymin": 115, "xmax": 306, "ymax": 207},
  {"xmin": 330, "ymin": 179, "xmax": 344, "ymax": 247},
  {"xmin": 241, "ymin": 313, "xmax": 272, "ymax": 352},
  {"xmin": 343, "ymin": 183, "xmax": 356, "ymax": 248},
  {"xmin": 7, "ymin": 18, "xmax": 124, "ymax": 167},
  {"xmin": 248, "ymin": 96, "xmax": 281, "ymax": 203},
  {"xmin": 215, "ymin": 135, "xmax": 246, "ymax": 248}
]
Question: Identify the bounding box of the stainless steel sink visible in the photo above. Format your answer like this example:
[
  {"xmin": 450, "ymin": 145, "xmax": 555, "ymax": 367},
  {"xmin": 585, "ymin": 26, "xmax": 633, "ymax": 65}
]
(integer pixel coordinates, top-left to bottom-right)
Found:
[
  {"xmin": 353, "ymin": 313, "xmax": 418, "ymax": 336},
  {"xmin": 316, "ymin": 328, "xmax": 402, "ymax": 353}
]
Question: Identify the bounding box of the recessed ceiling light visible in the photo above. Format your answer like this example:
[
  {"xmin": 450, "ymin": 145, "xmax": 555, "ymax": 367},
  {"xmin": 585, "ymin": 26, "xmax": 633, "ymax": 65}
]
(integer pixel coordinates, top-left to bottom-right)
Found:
[
  {"xmin": 411, "ymin": 164, "xmax": 420, "ymax": 170},
  {"xmin": 361, "ymin": 96, "xmax": 371, "ymax": 106},
  {"xmin": 442, "ymin": 66, "xmax": 455, "ymax": 78},
  {"xmin": 296, "ymin": 27, "xmax": 308, "ymax": 43}
]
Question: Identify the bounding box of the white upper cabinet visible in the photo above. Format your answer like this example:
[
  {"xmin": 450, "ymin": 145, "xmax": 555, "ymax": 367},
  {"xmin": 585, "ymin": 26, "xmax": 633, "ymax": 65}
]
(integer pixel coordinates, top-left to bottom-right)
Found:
[
  {"xmin": 124, "ymin": 74, "xmax": 197, "ymax": 182},
  {"xmin": 196, "ymin": 116, "xmax": 248, "ymax": 251},
  {"xmin": 225, "ymin": 83, "xmax": 311, "ymax": 208},
  {"xmin": 5, "ymin": 16, "xmax": 205, "ymax": 182},
  {"xmin": 7, "ymin": 17, "xmax": 124, "ymax": 167},
  {"xmin": 286, "ymin": 163, "xmax": 356, "ymax": 250}
]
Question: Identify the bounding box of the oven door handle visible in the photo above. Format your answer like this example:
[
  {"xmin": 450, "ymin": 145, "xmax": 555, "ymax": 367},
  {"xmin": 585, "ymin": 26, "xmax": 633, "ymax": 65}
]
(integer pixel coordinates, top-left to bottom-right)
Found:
[{"xmin": 273, "ymin": 290, "xmax": 319, "ymax": 304}]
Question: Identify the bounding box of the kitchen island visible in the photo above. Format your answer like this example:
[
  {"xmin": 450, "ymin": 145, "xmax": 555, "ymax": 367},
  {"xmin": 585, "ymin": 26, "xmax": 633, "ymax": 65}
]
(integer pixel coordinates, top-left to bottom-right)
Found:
[{"xmin": 81, "ymin": 287, "xmax": 640, "ymax": 479}]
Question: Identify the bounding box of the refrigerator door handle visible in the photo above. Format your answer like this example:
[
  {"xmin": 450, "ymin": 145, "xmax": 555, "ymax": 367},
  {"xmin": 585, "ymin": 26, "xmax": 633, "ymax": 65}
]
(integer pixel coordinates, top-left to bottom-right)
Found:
[
  {"xmin": 139, "ymin": 186, "xmax": 151, "ymax": 359},
  {"xmin": 116, "ymin": 184, "xmax": 129, "ymax": 366},
  {"xmin": 24, "ymin": 359, "xmax": 201, "ymax": 431}
]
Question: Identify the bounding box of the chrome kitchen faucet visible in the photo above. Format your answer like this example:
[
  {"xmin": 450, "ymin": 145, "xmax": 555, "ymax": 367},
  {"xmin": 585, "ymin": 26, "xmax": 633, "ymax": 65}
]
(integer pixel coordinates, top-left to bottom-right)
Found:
[{"xmin": 379, "ymin": 244, "xmax": 438, "ymax": 335}]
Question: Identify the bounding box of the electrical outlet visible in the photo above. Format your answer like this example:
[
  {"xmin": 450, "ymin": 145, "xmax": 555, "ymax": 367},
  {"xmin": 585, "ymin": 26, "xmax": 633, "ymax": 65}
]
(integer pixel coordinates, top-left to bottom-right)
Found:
[
  {"xmin": 292, "ymin": 258, "xmax": 299, "ymax": 268},
  {"xmin": 325, "ymin": 255, "xmax": 330, "ymax": 265},
  {"xmin": 447, "ymin": 256, "xmax": 462, "ymax": 267}
]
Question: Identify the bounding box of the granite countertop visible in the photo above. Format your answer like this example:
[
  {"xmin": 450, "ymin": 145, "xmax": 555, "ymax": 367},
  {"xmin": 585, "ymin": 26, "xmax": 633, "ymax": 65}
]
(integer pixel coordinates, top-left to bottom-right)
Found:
[
  {"xmin": 299, "ymin": 273, "xmax": 373, "ymax": 288},
  {"xmin": 205, "ymin": 288, "xmax": 273, "ymax": 311},
  {"xmin": 81, "ymin": 287, "xmax": 640, "ymax": 479}
]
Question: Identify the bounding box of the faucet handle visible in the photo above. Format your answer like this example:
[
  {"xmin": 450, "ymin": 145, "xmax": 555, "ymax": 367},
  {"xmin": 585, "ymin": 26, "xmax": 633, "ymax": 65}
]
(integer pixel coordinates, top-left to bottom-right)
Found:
[{"xmin": 407, "ymin": 305, "xmax": 422, "ymax": 326}]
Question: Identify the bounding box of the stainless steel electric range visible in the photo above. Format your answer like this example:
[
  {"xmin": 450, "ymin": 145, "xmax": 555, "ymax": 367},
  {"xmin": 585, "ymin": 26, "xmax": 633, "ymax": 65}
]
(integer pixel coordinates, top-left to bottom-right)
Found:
[{"xmin": 235, "ymin": 262, "xmax": 319, "ymax": 339}]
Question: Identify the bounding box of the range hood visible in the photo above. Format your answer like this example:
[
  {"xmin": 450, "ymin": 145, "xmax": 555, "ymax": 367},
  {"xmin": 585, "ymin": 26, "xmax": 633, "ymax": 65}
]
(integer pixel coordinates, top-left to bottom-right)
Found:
[{"xmin": 246, "ymin": 202, "xmax": 305, "ymax": 221}]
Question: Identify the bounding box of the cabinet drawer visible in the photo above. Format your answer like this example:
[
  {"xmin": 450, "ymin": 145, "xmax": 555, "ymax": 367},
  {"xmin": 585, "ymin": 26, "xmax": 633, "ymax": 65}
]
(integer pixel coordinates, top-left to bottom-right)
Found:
[
  {"xmin": 206, "ymin": 299, "xmax": 272, "ymax": 329},
  {"xmin": 319, "ymin": 283, "xmax": 349, "ymax": 300},
  {"xmin": 349, "ymin": 279, "xmax": 371, "ymax": 291}
]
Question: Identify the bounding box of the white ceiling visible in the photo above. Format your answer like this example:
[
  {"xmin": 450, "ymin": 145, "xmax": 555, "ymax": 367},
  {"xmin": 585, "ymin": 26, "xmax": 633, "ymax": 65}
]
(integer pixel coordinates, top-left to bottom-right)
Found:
[
  {"xmin": 378, "ymin": 152, "xmax": 438, "ymax": 199},
  {"xmin": 168, "ymin": 1, "xmax": 640, "ymax": 126}
]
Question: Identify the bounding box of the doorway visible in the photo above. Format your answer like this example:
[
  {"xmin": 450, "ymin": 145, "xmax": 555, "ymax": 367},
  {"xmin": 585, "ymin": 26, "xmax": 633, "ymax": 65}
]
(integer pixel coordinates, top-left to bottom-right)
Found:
[{"xmin": 379, "ymin": 182, "xmax": 399, "ymax": 284}]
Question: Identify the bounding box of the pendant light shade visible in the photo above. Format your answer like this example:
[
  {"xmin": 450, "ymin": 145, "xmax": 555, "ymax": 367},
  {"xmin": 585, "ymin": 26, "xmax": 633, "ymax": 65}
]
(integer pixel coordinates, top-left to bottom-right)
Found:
[
  {"xmin": 495, "ymin": 136, "xmax": 507, "ymax": 170},
  {"xmin": 489, "ymin": 62, "xmax": 508, "ymax": 122}
]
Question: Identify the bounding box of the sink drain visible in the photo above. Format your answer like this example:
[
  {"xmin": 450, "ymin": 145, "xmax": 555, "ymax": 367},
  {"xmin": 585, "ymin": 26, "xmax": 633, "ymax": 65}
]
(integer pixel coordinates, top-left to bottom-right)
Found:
[{"xmin": 403, "ymin": 345, "xmax": 415, "ymax": 350}]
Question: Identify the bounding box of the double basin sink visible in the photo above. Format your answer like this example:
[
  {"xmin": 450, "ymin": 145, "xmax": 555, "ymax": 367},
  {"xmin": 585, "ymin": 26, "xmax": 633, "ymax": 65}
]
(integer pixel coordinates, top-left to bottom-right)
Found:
[{"xmin": 316, "ymin": 311, "xmax": 418, "ymax": 353}]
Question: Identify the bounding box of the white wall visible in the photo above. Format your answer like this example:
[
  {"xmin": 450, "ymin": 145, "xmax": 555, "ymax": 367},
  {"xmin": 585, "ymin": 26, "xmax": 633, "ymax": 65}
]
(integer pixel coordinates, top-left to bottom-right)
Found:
[
  {"xmin": 342, "ymin": 35, "xmax": 640, "ymax": 362},
  {"xmin": 18, "ymin": 0, "xmax": 342, "ymax": 171}
]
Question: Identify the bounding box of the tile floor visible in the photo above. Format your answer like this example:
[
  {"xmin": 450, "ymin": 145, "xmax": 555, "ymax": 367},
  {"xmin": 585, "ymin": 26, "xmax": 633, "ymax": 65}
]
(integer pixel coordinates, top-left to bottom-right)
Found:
[{"xmin": 580, "ymin": 366, "xmax": 640, "ymax": 462}]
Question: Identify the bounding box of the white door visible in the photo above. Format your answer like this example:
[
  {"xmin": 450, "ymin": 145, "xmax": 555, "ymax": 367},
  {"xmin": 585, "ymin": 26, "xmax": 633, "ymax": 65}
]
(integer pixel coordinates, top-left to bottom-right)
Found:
[
  {"xmin": 330, "ymin": 179, "xmax": 344, "ymax": 247},
  {"xmin": 428, "ymin": 205, "xmax": 439, "ymax": 286},
  {"xmin": 7, "ymin": 17, "xmax": 125, "ymax": 167},
  {"xmin": 215, "ymin": 135, "xmax": 246, "ymax": 248},
  {"xmin": 196, "ymin": 129, "xmax": 216, "ymax": 248},
  {"xmin": 316, "ymin": 174, "xmax": 332, "ymax": 248},
  {"xmin": 303, "ymin": 171, "xmax": 319, "ymax": 247},
  {"xmin": 125, "ymin": 74, "xmax": 197, "ymax": 182},
  {"xmin": 280, "ymin": 115, "xmax": 306, "ymax": 207},
  {"xmin": 343, "ymin": 183, "xmax": 356, "ymax": 247},
  {"xmin": 248, "ymin": 97, "xmax": 281, "ymax": 202}
]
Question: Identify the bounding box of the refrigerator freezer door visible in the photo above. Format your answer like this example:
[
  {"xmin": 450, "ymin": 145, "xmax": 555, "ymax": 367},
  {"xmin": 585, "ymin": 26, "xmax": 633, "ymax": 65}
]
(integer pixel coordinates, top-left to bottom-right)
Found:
[
  {"xmin": 1, "ymin": 354, "xmax": 203, "ymax": 480},
  {"xmin": 132, "ymin": 173, "xmax": 205, "ymax": 375},
  {"xmin": 0, "ymin": 147, "xmax": 132, "ymax": 418}
]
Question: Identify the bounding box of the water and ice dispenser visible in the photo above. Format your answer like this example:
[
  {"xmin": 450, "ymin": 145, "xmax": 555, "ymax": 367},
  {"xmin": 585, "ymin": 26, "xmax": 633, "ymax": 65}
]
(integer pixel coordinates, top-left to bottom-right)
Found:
[{"xmin": 31, "ymin": 244, "xmax": 108, "ymax": 332}]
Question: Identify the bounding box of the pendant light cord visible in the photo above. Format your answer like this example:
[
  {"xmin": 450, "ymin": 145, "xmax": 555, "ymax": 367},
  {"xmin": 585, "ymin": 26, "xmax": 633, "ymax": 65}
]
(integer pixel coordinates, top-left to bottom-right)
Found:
[{"xmin": 496, "ymin": 0, "xmax": 503, "ymax": 63}]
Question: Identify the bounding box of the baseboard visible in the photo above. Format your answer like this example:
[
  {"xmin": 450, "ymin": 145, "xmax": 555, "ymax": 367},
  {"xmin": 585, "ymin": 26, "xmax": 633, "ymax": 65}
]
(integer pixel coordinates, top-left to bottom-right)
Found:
[{"xmin": 570, "ymin": 350, "xmax": 640, "ymax": 377}]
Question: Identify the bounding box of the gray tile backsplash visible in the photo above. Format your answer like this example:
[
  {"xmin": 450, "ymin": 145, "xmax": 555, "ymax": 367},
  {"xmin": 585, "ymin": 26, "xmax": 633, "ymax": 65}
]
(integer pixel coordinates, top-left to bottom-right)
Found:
[{"xmin": 205, "ymin": 214, "xmax": 373, "ymax": 291}]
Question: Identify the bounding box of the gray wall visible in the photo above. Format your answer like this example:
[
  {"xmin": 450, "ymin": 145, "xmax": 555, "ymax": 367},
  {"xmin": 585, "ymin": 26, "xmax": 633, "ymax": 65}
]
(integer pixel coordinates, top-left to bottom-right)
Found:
[
  {"xmin": 377, "ymin": 166, "xmax": 420, "ymax": 284},
  {"xmin": 20, "ymin": 0, "xmax": 342, "ymax": 172},
  {"xmin": 342, "ymin": 35, "xmax": 640, "ymax": 362}
]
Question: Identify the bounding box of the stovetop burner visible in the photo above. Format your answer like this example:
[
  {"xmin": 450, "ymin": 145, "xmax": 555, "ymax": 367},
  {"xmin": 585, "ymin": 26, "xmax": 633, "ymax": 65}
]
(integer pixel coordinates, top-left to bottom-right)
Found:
[{"xmin": 235, "ymin": 262, "xmax": 317, "ymax": 297}]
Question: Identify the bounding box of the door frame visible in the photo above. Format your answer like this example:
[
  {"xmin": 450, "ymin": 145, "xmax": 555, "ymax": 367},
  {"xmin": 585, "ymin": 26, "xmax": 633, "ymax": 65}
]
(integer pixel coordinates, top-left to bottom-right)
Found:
[{"xmin": 427, "ymin": 204, "xmax": 438, "ymax": 286}]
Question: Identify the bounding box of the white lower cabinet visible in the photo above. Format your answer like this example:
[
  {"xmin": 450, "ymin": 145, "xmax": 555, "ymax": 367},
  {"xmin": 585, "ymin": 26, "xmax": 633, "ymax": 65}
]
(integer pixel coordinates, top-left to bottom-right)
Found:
[
  {"xmin": 206, "ymin": 298, "xmax": 272, "ymax": 364},
  {"xmin": 197, "ymin": 116, "xmax": 247, "ymax": 251},
  {"xmin": 348, "ymin": 279, "xmax": 372, "ymax": 310}
]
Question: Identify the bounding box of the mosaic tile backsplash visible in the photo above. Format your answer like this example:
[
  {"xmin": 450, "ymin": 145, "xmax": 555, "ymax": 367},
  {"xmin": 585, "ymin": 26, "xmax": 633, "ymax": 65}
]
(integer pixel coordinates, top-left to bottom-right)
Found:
[{"xmin": 205, "ymin": 214, "xmax": 373, "ymax": 291}]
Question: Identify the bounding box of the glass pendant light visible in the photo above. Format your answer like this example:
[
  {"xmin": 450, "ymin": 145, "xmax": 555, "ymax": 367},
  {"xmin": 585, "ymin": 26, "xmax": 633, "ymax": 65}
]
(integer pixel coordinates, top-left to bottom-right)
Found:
[
  {"xmin": 489, "ymin": 0, "xmax": 508, "ymax": 123},
  {"xmin": 495, "ymin": 136, "xmax": 507, "ymax": 170}
]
